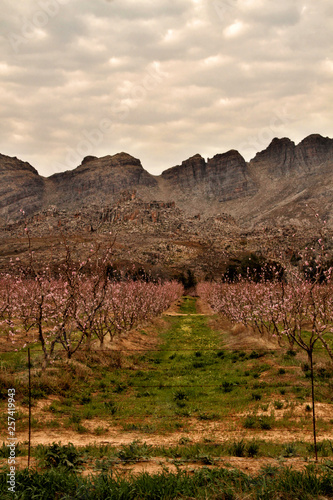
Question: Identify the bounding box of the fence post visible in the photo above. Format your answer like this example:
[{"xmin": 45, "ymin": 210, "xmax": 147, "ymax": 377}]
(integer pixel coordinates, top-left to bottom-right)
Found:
[{"xmin": 28, "ymin": 348, "xmax": 31, "ymax": 468}]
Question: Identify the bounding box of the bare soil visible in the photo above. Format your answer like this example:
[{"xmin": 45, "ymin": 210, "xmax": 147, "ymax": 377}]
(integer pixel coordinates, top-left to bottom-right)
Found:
[{"xmin": 2, "ymin": 454, "xmax": 318, "ymax": 476}]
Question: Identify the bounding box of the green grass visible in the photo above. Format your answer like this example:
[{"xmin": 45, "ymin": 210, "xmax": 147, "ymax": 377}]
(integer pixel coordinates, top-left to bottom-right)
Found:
[
  {"xmin": 3, "ymin": 439, "xmax": 333, "ymax": 466},
  {"xmin": 0, "ymin": 297, "xmax": 332, "ymax": 437},
  {"xmin": 178, "ymin": 296, "xmax": 197, "ymax": 314},
  {"xmin": 1, "ymin": 463, "xmax": 333, "ymax": 499}
]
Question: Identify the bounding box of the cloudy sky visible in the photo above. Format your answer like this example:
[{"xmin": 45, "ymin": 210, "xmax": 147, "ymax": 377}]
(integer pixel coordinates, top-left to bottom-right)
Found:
[{"xmin": 1, "ymin": 0, "xmax": 332, "ymax": 177}]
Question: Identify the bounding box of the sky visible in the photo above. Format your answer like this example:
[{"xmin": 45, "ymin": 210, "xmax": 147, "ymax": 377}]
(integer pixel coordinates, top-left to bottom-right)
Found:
[{"xmin": 0, "ymin": 0, "xmax": 333, "ymax": 177}]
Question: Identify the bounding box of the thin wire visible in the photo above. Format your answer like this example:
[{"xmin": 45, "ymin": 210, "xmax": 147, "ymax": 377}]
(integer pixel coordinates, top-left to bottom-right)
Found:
[{"xmin": 0, "ymin": 347, "xmax": 328, "ymax": 353}]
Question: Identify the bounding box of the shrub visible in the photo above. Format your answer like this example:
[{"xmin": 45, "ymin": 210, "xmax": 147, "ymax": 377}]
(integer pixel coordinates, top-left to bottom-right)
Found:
[
  {"xmin": 118, "ymin": 441, "xmax": 153, "ymax": 462},
  {"xmin": 42, "ymin": 443, "xmax": 83, "ymax": 470}
]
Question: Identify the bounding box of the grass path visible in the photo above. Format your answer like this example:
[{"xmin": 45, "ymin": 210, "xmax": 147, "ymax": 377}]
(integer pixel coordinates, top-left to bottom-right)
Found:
[
  {"xmin": 1, "ymin": 296, "xmax": 333, "ymax": 484},
  {"xmin": 111, "ymin": 295, "xmax": 233, "ymax": 431},
  {"xmin": 104, "ymin": 295, "xmax": 333, "ymax": 437},
  {"xmin": 1, "ymin": 296, "xmax": 333, "ymax": 447}
]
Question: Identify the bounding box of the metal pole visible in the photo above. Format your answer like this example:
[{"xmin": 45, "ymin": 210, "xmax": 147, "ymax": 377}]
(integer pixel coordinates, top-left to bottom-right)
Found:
[
  {"xmin": 310, "ymin": 350, "xmax": 318, "ymax": 461},
  {"xmin": 28, "ymin": 348, "xmax": 31, "ymax": 468}
]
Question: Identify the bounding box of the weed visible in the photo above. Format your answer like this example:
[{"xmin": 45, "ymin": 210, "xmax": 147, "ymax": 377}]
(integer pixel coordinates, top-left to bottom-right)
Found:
[
  {"xmin": 173, "ymin": 390, "xmax": 188, "ymax": 401},
  {"xmin": 307, "ymin": 441, "xmax": 331, "ymax": 456},
  {"xmin": 69, "ymin": 414, "xmax": 81, "ymax": 424},
  {"xmin": 118, "ymin": 440, "xmax": 152, "ymax": 462},
  {"xmin": 48, "ymin": 420, "xmax": 60, "ymax": 429},
  {"xmin": 247, "ymin": 441, "xmax": 260, "ymax": 457},
  {"xmin": 197, "ymin": 454, "xmax": 215, "ymax": 465},
  {"xmin": 3, "ymin": 466, "xmax": 333, "ymax": 499},
  {"xmin": 192, "ymin": 361, "xmax": 204, "ymax": 368},
  {"xmin": 113, "ymin": 383, "xmax": 127, "ymax": 394},
  {"xmin": 221, "ymin": 381, "xmax": 233, "ymax": 393},
  {"xmin": 94, "ymin": 426, "xmax": 107, "ymax": 436},
  {"xmin": 104, "ymin": 400, "xmax": 117, "ymax": 415},
  {"xmin": 283, "ymin": 443, "xmax": 297, "ymax": 457},
  {"xmin": 244, "ymin": 415, "xmax": 256, "ymax": 429},
  {"xmin": 75, "ymin": 423, "xmax": 89, "ymax": 434},
  {"xmin": 179, "ymin": 437, "xmax": 192, "ymax": 445},
  {"xmin": 198, "ymin": 412, "xmax": 217, "ymax": 421},
  {"xmin": 274, "ymin": 401, "xmax": 284, "ymax": 410},
  {"xmin": 229, "ymin": 439, "xmax": 246, "ymax": 457},
  {"xmin": 0, "ymin": 442, "xmax": 22, "ymax": 458},
  {"xmin": 80, "ymin": 393, "xmax": 92, "ymax": 404},
  {"xmin": 48, "ymin": 402, "xmax": 59, "ymax": 413},
  {"xmin": 83, "ymin": 409, "xmax": 94, "ymax": 420},
  {"xmin": 259, "ymin": 417, "xmax": 272, "ymax": 430},
  {"xmin": 249, "ymin": 351, "xmax": 260, "ymax": 359},
  {"xmin": 42, "ymin": 443, "xmax": 84, "ymax": 470}
]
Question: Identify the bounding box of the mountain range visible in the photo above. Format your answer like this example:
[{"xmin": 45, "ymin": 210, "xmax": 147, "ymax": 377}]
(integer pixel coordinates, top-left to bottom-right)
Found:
[{"xmin": 1, "ymin": 133, "xmax": 333, "ymax": 228}]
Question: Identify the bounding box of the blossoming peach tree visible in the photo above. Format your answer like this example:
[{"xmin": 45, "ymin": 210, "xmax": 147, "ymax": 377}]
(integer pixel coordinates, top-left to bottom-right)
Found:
[
  {"xmin": 197, "ymin": 214, "xmax": 333, "ymax": 460},
  {"xmin": 0, "ymin": 216, "xmax": 183, "ymax": 368}
]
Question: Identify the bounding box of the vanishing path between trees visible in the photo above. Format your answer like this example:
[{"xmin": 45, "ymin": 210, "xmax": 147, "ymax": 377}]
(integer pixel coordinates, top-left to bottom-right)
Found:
[{"xmin": 10, "ymin": 296, "xmax": 333, "ymax": 462}]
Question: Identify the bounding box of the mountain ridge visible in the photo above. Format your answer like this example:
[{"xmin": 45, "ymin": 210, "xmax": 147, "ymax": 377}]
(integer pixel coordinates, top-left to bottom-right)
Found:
[{"xmin": 1, "ymin": 133, "xmax": 333, "ymax": 226}]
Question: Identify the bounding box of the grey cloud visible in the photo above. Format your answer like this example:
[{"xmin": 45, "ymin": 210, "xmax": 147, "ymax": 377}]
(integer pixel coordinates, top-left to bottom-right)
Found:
[{"xmin": 0, "ymin": 0, "xmax": 332, "ymax": 175}]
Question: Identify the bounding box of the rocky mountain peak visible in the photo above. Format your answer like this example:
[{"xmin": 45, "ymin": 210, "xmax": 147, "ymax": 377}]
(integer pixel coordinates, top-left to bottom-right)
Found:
[
  {"xmin": 206, "ymin": 150, "xmax": 256, "ymax": 200},
  {"xmin": 161, "ymin": 154, "xmax": 206, "ymax": 187},
  {"xmin": 81, "ymin": 155, "xmax": 98, "ymax": 165},
  {"xmin": 250, "ymin": 134, "xmax": 333, "ymax": 177},
  {"xmin": 208, "ymin": 149, "xmax": 246, "ymax": 166},
  {"xmin": 0, "ymin": 153, "xmax": 40, "ymax": 175},
  {"xmin": 249, "ymin": 137, "xmax": 296, "ymax": 177},
  {"xmin": 0, "ymin": 154, "xmax": 44, "ymax": 221},
  {"xmin": 109, "ymin": 152, "xmax": 143, "ymax": 167},
  {"xmin": 295, "ymin": 134, "xmax": 333, "ymax": 170},
  {"xmin": 75, "ymin": 152, "xmax": 143, "ymax": 174}
]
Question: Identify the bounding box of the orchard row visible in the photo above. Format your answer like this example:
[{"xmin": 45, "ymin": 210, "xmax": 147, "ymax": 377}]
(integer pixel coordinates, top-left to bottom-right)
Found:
[
  {"xmin": 0, "ymin": 275, "xmax": 183, "ymax": 368},
  {"xmin": 197, "ymin": 279, "xmax": 333, "ymax": 362}
]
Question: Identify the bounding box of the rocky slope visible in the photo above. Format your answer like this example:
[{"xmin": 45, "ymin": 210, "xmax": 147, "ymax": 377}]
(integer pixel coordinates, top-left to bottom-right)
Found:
[
  {"xmin": 0, "ymin": 134, "xmax": 332, "ymax": 226},
  {"xmin": 0, "ymin": 154, "xmax": 45, "ymax": 220},
  {"xmin": 233, "ymin": 134, "xmax": 333, "ymax": 227},
  {"xmin": 45, "ymin": 152, "xmax": 159, "ymax": 208},
  {"xmin": 161, "ymin": 150, "xmax": 256, "ymax": 203}
]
